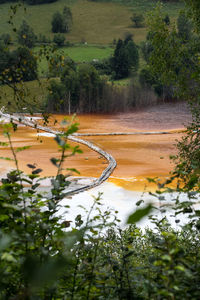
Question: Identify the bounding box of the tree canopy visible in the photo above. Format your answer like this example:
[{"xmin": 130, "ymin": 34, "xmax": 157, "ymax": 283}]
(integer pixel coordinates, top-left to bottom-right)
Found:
[
  {"xmin": 51, "ymin": 6, "xmax": 72, "ymax": 33},
  {"xmin": 112, "ymin": 36, "xmax": 139, "ymax": 79}
]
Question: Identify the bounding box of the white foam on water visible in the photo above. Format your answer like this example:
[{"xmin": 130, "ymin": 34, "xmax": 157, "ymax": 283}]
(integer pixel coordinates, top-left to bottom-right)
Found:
[
  {"xmin": 25, "ymin": 116, "xmax": 42, "ymax": 121},
  {"xmin": 55, "ymin": 181, "xmax": 197, "ymax": 230},
  {"xmin": 37, "ymin": 132, "xmax": 56, "ymax": 138},
  {"xmin": 0, "ymin": 115, "xmax": 42, "ymax": 125},
  {"xmin": 0, "ymin": 116, "xmax": 13, "ymax": 124}
]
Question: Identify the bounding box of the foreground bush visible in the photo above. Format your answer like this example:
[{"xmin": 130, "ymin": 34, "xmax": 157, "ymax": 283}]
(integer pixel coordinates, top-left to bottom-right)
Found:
[{"xmin": 0, "ymin": 122, "xmax": 200, "ymax": 299}]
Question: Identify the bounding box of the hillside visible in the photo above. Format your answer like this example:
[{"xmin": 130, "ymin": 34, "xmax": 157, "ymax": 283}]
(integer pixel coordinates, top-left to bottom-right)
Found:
[{"xmin": 0, "ymin": 0, "xmax": 184, "ymax": 44}]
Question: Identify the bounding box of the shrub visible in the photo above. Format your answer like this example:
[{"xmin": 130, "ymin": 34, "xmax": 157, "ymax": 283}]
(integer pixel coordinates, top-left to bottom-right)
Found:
[
  {"xmin": 0, "ymin": 33, "xmax": 11, "ymax": 45},
  {"xmin": 53, "ymin": 33, "xmax": 65, "ymax": 47},
  {"xmin": 131, "ymin": 13, "xmax": 145, "ymax": 28}
]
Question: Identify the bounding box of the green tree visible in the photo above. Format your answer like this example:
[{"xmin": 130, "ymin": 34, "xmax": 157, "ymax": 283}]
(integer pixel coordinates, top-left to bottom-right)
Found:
[
  {"xmin": 112, "ymin": 37, "xmax": 139, "ymax": 79},
  {"xmin": 17, "ymin": 20, "xmax": 36, "ymax": 48},
  {"xmin": 51, "ymin": 7, "xmax": 72, "ymax": 33},
  {"xmin": 11, "ymin": 47, "xmax": 38, "ymax": 82},
  {"xmin": 125, "ymin": 39, "xmax": 139, "ymax": 74},
  {"xmin": 163, "ymin": 14, "xmax": 170, "ymax": 25},
  {"xmin": 131, "ymin": 13, "xmax": 144, "ymax": 28},
  {"xmin": 62, "ymin": 6, "xmax": 73, "ymax": 33},
  {"xmin": 0, "ymin": 45, "xmax": 37, "ymax": 84},
  {"xmin": 146, "ymin": 3, "xmax": 200, "ymax": 187},
  {"xmin": 0, "ymin": 33, "xmax": 11, "ymax": 45},
  {"xmin": 53, "ymin": 33, "xmax": 65, "ymax": 47},
  {"xmin": 47, "ymin": 79, "xmax": 66, "ymax": 111},
  {"xmin": 177, "ymin": 11, "xmax": 192, "ymax": 42},
  {"xmin": 0, "ymin": 42, "xmax": 10, "ymax": 83},
  {"xmin": 78, "ymin": 63, "xmax": 102, "ymax": 112},
  {"xmin": 47, "ymin": 62, "xmax": 104, "ymax": 113},
  {"xmin": 112, "ymin": 39, "xmax": 129, "ymax": 79},
  {"xmin": 51, "ymin": 12, "xmax": 64, "ymax": 33}
]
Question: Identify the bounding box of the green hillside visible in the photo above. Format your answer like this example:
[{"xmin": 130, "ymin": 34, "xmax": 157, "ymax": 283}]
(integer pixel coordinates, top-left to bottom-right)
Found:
[{"xmin": 0, "ymin": 0, "xmax": 184, "ymax": 45}]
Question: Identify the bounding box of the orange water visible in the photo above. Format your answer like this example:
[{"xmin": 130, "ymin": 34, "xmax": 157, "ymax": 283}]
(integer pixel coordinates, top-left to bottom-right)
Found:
[{"xmin": 0, "ymin": 105, "xmax": 191, "ymax": 191}]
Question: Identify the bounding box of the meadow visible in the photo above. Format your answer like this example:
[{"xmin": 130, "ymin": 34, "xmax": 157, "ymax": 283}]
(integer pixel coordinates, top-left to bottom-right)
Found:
[
  {"xmin": 0, "ymin": 0, "xmax": 184, "ymax": 45},
  {"xmin": 37, "ymin": 44, "xmax": 114, "ymax": 76},
  {"xmin": 0, "ymin": 79, "xmax": 50, "ymax": 112}
]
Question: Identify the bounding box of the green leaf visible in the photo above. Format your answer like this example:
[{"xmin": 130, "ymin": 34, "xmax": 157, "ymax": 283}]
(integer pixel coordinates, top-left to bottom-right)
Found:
[
  {"xmin": 136, "ymin": 200, "xmax": 144, "ymax": 206},
  {"xmin": 161, "ymin": 255, "xmax": 171, "ymax": 262},
  {"xmin": 50, "ymin": 157, "xmax": 59, "ymax": 167},
  {"xmin": 0, "ymin": 157, "xmax": 14, "ymax": 161},
  {"xmin": 27, "ymin": 164, "xmax": 36, "ymax": 169},
  {"xmin": 16, "ymin": 146, "xmax": 31, "ymax": 152},
  {"xmin": 127, "ymin": 204, "xmax": 153, "ymax": 224},
  {"xmin": 66, "ymin": 168, "xmax": 80, "ymax": 175},
  {"xmin": 0, "ymin": 142, "xmax": 9, "ymax": 147},
  {"xmin": 32, "ymin": 168, "xmax": 43, "ymax": 175},
  {"xmin": 1, "ymin": 252, "xmax": 16, "ymax": 263},
  {"xmin": 64, "ymin": 123, "xmax": 79, "ymax": 136}
]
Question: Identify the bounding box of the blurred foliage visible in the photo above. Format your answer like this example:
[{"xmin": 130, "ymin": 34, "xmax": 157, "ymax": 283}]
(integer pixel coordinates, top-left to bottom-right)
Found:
[{"xmin": 0, "ymin": 1, "xmax": 199, "ymax": 299}]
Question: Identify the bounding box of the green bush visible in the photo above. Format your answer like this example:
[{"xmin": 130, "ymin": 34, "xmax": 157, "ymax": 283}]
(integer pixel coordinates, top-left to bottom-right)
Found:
[
  {"xmin": 53, "ymin": 33, "xmax": 65, "ymax": 47},
  {"xmin": 131, "ymin": 12, "xmax": 145, "ymax": 28}
]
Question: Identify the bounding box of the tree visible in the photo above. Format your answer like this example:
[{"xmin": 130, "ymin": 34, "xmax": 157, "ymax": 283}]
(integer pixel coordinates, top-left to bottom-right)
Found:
[
  {"xmin": 0, "ymin": 33, "xmax": 11, "ymax": 45},
  {"xmin": 53, "ymin": 34, "xmax": 65, "ymax": 47},
  {"xmin": 177, "ymin": 11, "xmax": 192, "ymax": 42},
  {"xmin": 17, "ymin": 20, "xmax": 37, "ymax": 48},
  {"xmin": 47, "ymin": 79, "xmax": 66, "ymax": 111},
  {"xmin": 51, "ymin": 12, "xmax": 64, "ymax": 33},
  {"xmin": 131, "ymin": 13, "xmax": 144, "ymax": 28},
  {"xmin": 51, "ymin": 7, "xmax": 72, "ymax": 33},
  {"xmin": 146, "ymin": 3, "xmax": 200, "ymax": 187},
  {"xmin": 112, "ymin": 37, "xmax": 139, "ymax": 79},
  {"xmin": 78, "ymin": 63, "xmax": 102, "ymax": 112},
  {"xmin": 125, "ymin": 40, "xmax": 139, "ymax": 74},
  {"xmin": 112, "ymin": 39, "xmax": 130, "ymax": 79},
  {"xmin": 62, "ymin": 6, "xmax": 73, "ymax": 32},
  {"xmin": 47, "ymin": 62, "xmax": 105, "ymax": 113},
  {"xmin": 0, "ymin": 45, "xmax": 37, "ymax": 84},
  {"xmin": 11, "ymin": 47, "xmax": 38, "ymax": 82},
  {"xmin": 163, "ymin": 14, "xmax": 170, "ymax": 25},
  {"xmin": 0, "ymin": 41, "xmax": 11, "ymax": 84}
]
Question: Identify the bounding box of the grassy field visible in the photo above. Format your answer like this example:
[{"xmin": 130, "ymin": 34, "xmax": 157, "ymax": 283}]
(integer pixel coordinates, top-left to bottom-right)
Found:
[
  {"xmin": 37, "ymin": 44, "xmax": 114, "ymax": 76},
  {"xmin": 0, "ymin": 0, "xmax": 184, "ymax": 45},
  {"xmin": 0, "ymin": 79, "xmax": 50, "ymax": 112},
  {"xmin": 100, "ymin": 0, "xmax": 184, "ymax": 17}
]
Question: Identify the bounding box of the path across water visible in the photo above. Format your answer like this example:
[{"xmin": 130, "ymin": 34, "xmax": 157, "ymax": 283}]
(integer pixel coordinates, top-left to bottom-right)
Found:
[{"xmin": 0, "ymin": 111, "xmax": 187, "ymax": 195}]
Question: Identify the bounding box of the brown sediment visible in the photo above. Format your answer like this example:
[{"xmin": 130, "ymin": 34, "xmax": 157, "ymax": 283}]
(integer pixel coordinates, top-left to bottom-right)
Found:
[
  {"xmin": 0, "ymin": 101, "xmax": 192, "ymax": 191},
  {"xmin": 0, "ymin": 125, "xmax": 182, "ymax": 191}
]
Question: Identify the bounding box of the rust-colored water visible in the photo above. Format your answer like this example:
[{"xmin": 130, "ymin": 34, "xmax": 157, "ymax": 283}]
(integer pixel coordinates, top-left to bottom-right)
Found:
[{"xmin": 0, "ymin": 102, "xmax": 192, "ymax": 191}]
